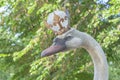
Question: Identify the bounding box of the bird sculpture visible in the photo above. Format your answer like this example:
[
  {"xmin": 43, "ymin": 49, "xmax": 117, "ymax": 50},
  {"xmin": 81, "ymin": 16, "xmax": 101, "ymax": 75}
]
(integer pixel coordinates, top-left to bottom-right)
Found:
[{"xmin": 41, "ymin": 10, "xmax": 108, "ymax": 80}]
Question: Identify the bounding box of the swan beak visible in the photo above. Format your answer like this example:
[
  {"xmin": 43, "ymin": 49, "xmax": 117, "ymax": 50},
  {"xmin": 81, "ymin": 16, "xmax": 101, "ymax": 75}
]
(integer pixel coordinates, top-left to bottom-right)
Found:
[{"xmin": 41, "ymin": 44, "xmax": 66, "ymax": 57}]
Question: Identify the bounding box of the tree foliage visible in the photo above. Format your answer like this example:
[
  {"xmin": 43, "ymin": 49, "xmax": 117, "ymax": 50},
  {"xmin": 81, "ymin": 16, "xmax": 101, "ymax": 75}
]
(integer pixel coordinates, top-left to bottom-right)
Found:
[{"xmin": 0, "ymin": 0, "xmax": 120, "ymax": 80}]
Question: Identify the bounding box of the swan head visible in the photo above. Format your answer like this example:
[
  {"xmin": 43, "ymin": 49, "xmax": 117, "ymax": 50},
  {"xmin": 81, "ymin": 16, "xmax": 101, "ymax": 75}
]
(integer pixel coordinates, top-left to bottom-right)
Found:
[{"xmin": 41, "ymin": 28, "xmax": 82, "ymax": 57}]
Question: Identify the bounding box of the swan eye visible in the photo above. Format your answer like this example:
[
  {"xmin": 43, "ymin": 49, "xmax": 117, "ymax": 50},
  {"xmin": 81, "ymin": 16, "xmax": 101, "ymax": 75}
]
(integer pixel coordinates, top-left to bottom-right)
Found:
[
  {"xmin": 53, "ymin": 38, "xmax": 58, "ymax": 42},
  {"xmin": 64, "ymin": 36, "xmax": 73, "ymax": 41},
  {"xmin": 53, "ymin": 38, "xmax": 64, "ymax": 43}
]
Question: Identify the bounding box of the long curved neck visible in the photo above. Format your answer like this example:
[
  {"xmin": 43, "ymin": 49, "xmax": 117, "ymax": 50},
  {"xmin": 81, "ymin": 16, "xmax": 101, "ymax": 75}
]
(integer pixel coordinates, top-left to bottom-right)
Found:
[
  {"xmin": 82, "ymin": 33, "xmax": 108, "ymax": 80},
  {"xmin": 85, "ymin": 44, "xmax": 108, "ymax": 80},
  {"xmin": 70, "ymin": 28, "xmax": 108, "ymax": 80}
]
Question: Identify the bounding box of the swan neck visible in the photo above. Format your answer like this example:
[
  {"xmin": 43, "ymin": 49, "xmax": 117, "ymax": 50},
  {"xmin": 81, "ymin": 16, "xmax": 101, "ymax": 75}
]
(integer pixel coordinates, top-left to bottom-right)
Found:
[{"xmin": 84, "ymin": 42, "xmax": 108, "ymax": 80}]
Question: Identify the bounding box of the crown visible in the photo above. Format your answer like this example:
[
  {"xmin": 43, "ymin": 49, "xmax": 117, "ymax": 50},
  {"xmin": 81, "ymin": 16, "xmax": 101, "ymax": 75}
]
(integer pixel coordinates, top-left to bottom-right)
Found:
[{"xmin": 44, "ymin": 10, "xmax": 70, "ymax": 35}]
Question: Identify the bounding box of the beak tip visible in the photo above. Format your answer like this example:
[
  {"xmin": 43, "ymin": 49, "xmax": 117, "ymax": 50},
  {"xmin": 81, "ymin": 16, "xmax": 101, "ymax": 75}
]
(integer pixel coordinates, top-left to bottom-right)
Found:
[
  {"xmin": 41, "ymin": 51, "xmax": 46, "ymax": 57},
  {"xmin": 41, "ymin": 54, "xmax": 44, "ymax": 57}
]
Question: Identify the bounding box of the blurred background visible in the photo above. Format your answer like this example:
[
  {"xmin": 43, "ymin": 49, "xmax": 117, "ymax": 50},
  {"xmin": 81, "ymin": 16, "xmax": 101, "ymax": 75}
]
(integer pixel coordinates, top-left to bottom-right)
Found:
[{"xmin": 0, "ymin": 0, "xmax": 120, "ymax": 80}]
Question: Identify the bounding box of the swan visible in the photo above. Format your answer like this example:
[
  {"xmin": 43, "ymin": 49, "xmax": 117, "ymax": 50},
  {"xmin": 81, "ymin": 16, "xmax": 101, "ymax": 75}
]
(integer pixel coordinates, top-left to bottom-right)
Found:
[{"xmin": 41, "ymin": 10, "xmax": 108, "ymax": 80}]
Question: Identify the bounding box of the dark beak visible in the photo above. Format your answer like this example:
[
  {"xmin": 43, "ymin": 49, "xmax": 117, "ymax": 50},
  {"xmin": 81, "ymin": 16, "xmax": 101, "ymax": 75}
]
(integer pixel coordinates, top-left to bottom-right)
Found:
[{"xmin": 41, "ymin": 44, "xmax": 66, "ymax": 57}]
